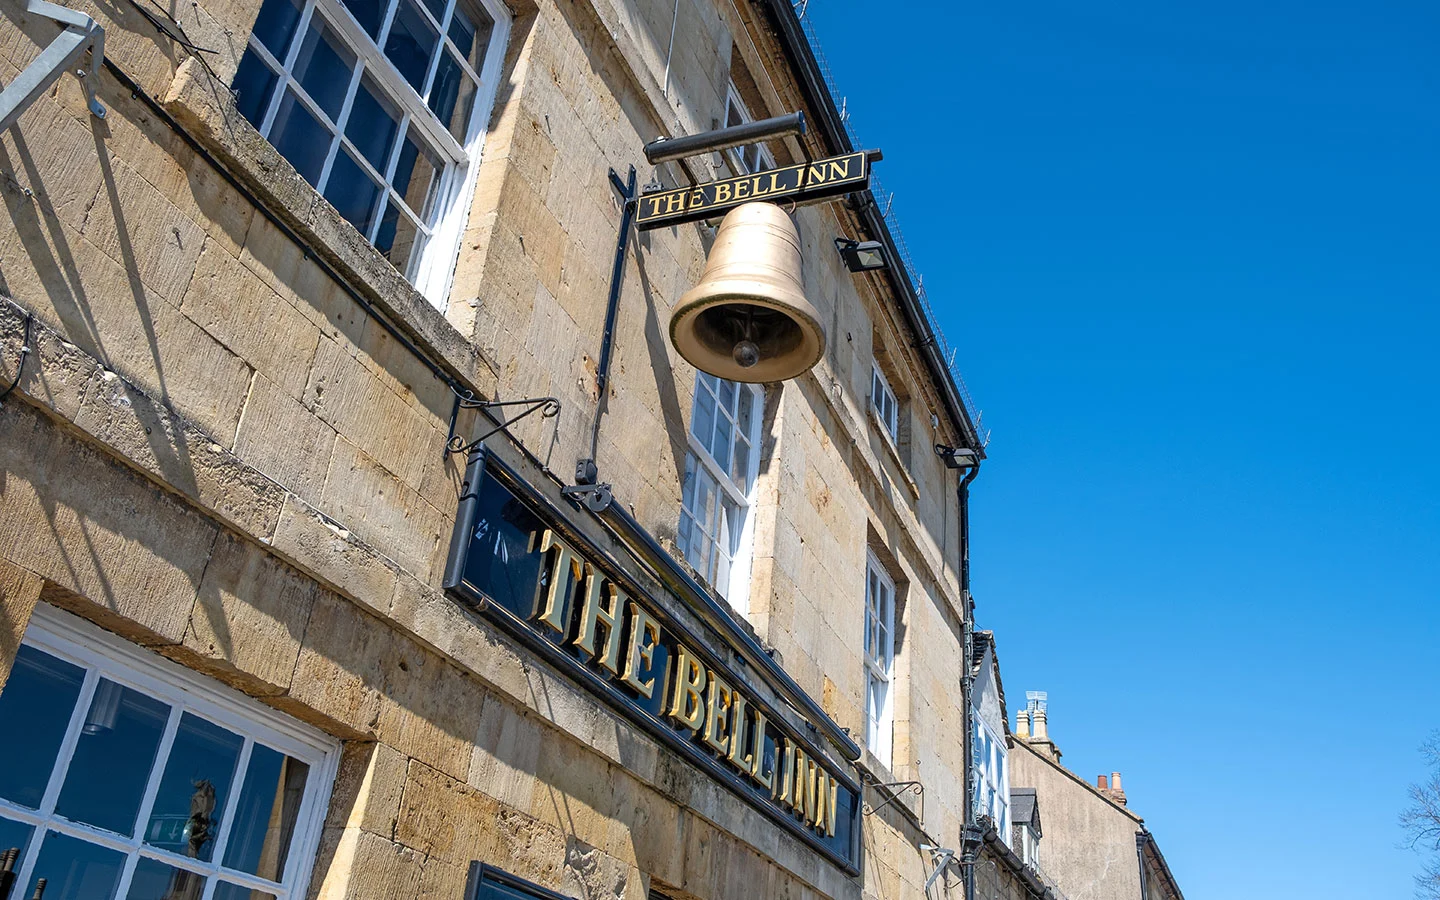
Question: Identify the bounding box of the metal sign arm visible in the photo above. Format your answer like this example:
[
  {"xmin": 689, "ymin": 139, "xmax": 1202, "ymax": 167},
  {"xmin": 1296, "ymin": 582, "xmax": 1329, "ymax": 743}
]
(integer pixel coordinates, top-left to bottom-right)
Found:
[{"xmin": 0, "ymin": 0, "xmax": 107, "ymax": 133}]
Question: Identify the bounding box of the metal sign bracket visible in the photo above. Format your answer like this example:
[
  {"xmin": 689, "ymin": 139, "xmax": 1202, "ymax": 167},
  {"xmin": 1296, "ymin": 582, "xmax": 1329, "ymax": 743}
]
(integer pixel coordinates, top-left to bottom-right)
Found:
[{"xmin": 0, "ymin": 0, "xmax": 107, "ymax": 133}]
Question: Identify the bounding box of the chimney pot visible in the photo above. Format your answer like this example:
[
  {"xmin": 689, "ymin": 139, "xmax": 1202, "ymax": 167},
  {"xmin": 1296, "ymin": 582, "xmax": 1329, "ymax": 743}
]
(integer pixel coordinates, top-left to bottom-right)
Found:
[
  {"xmin": 1111, "ymin": 772, "xmax": 1122, "ymax": 792},
  {"xmin": 1032, "ymin": 708, "xmax": 1048, "ymax": 740},
  {"xmin": 1097, "ymin": 775, "xmax": 1108, "ymax": 790},
  {"xmin": 1015, "ymin": 710, "xmax": 1031, "ymax": 739}
]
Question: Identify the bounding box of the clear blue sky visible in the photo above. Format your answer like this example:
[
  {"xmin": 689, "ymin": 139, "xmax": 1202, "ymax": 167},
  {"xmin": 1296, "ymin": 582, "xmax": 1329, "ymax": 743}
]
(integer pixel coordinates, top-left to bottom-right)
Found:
[{"xmin": 808, "ymin": 2, "xmax": 1439, "ymax": 896}]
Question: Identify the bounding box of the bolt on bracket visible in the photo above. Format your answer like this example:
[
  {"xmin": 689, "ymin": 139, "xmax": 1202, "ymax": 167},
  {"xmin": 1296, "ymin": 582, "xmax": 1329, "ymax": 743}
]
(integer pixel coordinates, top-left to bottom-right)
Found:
[{"xmin": 1, "ymin": 0, "xmax": 107, "ymax": 133}]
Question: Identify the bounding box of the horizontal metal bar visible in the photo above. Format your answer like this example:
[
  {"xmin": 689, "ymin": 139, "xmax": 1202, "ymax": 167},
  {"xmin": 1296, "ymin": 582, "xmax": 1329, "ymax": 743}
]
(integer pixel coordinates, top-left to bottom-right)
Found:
[
  {"xmin": 643, "ymin": 111, "xmax": 806, "ymax": 164},
  {"xmin": 0, "ymin": 26, "xmax": 91, "ymax": 133}
]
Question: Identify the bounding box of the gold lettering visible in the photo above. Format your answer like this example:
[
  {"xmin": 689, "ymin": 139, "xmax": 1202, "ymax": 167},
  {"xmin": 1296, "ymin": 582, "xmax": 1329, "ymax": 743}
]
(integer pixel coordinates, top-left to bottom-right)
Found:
[
  {"xmin": 538, "ymin": 531, "xmax": 581, "ymax": 634},
  {"xmin": 620, "ymin": 602, "xmax": 661, "ymax": 698},
  {"xmin": 733, "ymin": 178, "xmax": 752, "ymax": 200},
  {"xmin": 713, "ymin": 182, "xmax": 732, "ymax": 203},
  {"xmin": 828, "ymin": 158, "xmax": 851, "ymax": 180},
  {"xmin": 811, "ymin": 769, "xmax": 828, "ymax": 831},
  {"xmin": 662, "ymin": 191, "xmax": 687, "ymax": 215},
  {"xmin": 749, "ymin": 710, "xmax": 772, "ymax": 789},
  {"xmin": 644, "ymin": 195, "xmax": 667, "ymax": 218},
  {"xmin": 572, "ymin": 570, "xmax": 624, "ymax": 676},
  {"xmin": 826, "ymin": 776, "xmax": 839, "ymax": 837},
  {"xmin": 775, "ymin": 738, "xmax": 794, "ymax": 803},
  {"xmin": 703, "ymin": 671, "xmax": 733, "ymax": 755},
  {"xmin": 791, "ymin": 746, "xmax": 810, "ymax": 816},
  {"xmin": 727, "ymin": 693, "xmax": 753, "ymax": 772},
  {"xmin": 667, "ymin": 645, "xmax": 707, "ymax": 732},
  {"xmin": 805, "ymin": 165, "xmax": 828, "ymax": 185},
  {"xmin": 689, "ymin": 188, "xmax": 705, "ymax": 209}
]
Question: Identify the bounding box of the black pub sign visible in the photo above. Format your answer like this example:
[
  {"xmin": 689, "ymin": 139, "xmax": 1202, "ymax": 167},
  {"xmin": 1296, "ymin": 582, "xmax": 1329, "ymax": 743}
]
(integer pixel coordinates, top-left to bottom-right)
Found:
[
  {"xmin": 443, "ymin": 450, "xmax": 862, "ymax": 872},
  {"xmin": 635, "ymin": 151, "xmax": 870, "ymax": 231}
]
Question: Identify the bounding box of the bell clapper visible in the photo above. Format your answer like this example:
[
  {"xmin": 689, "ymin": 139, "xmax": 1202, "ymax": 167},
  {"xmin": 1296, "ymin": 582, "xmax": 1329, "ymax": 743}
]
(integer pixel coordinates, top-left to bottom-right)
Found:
[{"xmin": 732, "ymin": 307, "xmax": 760, "ymax": 369}]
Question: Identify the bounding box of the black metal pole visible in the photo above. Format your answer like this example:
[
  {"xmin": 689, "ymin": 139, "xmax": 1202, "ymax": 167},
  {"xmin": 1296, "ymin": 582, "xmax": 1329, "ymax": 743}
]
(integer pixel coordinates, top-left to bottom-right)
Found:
[
  {"xmin": 583, "ymin": 165, "xmax": 638, "ymax": 472},
  {"xmin": 956, "ymin": 460, "xmax": 981, "ymax": 900}
]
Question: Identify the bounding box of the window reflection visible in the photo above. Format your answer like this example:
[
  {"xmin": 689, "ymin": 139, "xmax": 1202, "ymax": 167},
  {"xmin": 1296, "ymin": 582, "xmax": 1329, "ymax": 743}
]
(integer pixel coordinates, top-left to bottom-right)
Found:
[
  {"xmin": 55, "ymin": 680, "xmax": 169, "ymax": 836},
  {"xmin": 125, "ymin": 857, "xmax": 205, "ymax": 900},
  {"xmin": 0, "ymin": 646, "xmax": 83, "ymax": 809},
  {"xmin": 222, "ymin": 745, "xmax": 309, "ymax": 882},
  {"xmin": 0, "ymin": 815, "xmax": 35, "ymax": 864},
  {"xmin": 144, "ymin": 714, "xmax": 244, "ymax": 863},
  {"xmin": 23, "ymin": 832, "xmax": 124, "ymax": 900}
]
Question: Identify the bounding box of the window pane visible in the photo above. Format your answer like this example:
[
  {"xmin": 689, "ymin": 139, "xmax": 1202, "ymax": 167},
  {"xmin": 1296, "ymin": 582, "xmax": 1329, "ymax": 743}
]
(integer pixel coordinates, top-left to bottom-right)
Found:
[
  {"xmin": 0, "ymin": 645, "xmax": 84, "ymax": 808},
  {"xmin": 680, "ymin": 454, "xmax": 697, "ymax": 510},
  {"xmin": 392, "ymin": 128, "xmax": 442, "ymax": 221},
  {"xmin": 143, "ymin": 713, "xmax": 244, "ymax": 862},
  {"xmin": 730, "ymin": 439, "xmax": 749, "ymax": 491},
  {"xmin": 418, "ymin": 0, "xmax": 445, "ymax": 23},
  {"xmin": 23, "ymin": 831, "xmax": 125, "ymax": 900},
  {"xmin": 712, "ymin": 415, "xmax": 732, "ymax": 473},
  {"xmin": 323, "ymin": 149, "xmax": 383, "ymax": 238},
  {"xmin": 0, "ymin": 815, "xmax": 35, "ymax": 862},
  {"xmin": 125, "ymin": 857, "xmax": 206, "ymax": 900},
  {"xmin": 233, "ymin": 50, "xmax": 279, "ymax": 125},
  {"xmin": 345, "ymin": 75, "xmax": 401, "ymax": 171},
  {"xmin": 269, "ymin": 91, "xmax": 331, "ymax": 186},
  {"xmin": 448, "ymin": 0, "xmax": 493, "ymax": 70},
  {"xmin": 374, "ymin": 200, "xmax": 422, "ymax": 276},
  {"xmin": 717, "ymin": 378, "xmax": 736, "ymax": 417},
  {"xmin": 293, "ymin": 21, "xmax": 356, "ymax": 120},
  {"xmin": 427, "ymin": 49, "xmax": 477, "ymax": 142},
  {"xmin": 338, "ymin": 0, "xmax": 383, "ymax": 38},
  {"xmin": 223, "ymin": 745, "xmax": 310, "ymax": 882},
  {"xmin": 690, "ymin": 382, "xmax": 715, "ymax": 447},
  {"xmin": 249, "ymin": 0, "xmax": 302, "ymax": 56},
  {"xmin": 55, "ymin": 680, "xmax": 170, "ymax": 836},
  {"xmin": 213, "ymin": 883, "xmax": 278, "ymax": 900},
  {"xmin": 384, "ymin": 0, "xmax": 440, "ymax": 94}
]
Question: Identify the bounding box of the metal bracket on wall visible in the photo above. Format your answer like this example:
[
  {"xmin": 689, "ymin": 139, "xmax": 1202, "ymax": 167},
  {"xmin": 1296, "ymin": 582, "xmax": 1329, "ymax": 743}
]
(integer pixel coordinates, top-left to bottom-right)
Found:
[
  {"xmin": 445, "ymin": 393, "xmax": 560, "ymax": 457},
  {"xmin": 0, "ymin": 0, "xmax": 107, "ymax": 133},
  {"xmin": 862, "ymin": 780, "xmax": 924, "ymax": 818}
]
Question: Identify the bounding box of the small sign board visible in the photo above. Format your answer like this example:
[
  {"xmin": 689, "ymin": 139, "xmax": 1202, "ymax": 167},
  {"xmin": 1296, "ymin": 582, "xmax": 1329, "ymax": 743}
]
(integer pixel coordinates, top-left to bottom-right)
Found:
[{"xmin": 635, "ymin": 151, "xmax": 870, "ymax": 231}]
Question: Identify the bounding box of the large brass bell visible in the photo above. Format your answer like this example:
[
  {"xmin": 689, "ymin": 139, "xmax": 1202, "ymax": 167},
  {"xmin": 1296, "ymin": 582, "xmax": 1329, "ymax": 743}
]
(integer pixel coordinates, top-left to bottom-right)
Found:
[{"xmin": 669, "ymin": 201, "xmax": 826, "ymax": 383}]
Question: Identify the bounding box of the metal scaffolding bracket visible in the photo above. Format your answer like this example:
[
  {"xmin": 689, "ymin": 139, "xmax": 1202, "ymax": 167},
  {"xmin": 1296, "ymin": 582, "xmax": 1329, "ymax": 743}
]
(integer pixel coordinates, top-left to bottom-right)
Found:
[{"xmin": 0, "ymin": 0, "xmax": 107, "ymax": 133}]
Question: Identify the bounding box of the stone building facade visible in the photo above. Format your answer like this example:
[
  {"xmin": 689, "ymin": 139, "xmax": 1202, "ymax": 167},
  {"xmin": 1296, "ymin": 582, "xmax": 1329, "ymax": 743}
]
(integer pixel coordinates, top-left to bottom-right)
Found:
[{"xmin": 0, "ymin": 0, "xmax": 1005, "ymax": 899}]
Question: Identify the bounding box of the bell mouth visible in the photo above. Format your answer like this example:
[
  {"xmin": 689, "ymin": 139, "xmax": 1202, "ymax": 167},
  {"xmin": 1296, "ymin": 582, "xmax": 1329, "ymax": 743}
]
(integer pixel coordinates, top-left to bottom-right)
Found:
[
  {"xmin": 669, "ymin": 293, "xmax": 825, "ymax": 383},
  {"xmin": 694, "ymin": 304, "xmax": 805, "ymax": 367}
]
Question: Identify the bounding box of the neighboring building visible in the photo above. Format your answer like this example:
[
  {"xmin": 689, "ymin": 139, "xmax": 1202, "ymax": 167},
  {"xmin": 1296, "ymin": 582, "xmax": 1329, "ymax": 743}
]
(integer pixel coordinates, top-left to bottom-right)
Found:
[
  {"xmin": 1010, "ymin": 697, "xmax": 1185, "ymax": 900},
  {"xmin": 0, "ymin": 3, "xmax": 996, "ymax": 900}
]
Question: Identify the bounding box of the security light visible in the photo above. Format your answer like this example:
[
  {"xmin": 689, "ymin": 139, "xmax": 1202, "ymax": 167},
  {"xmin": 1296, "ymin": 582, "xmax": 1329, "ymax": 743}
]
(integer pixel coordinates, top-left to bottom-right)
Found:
[
  {"xmin": 934, "ymin": 444, "xmax": 978, "ymax": 470},
  {"xmin": 835, "ymin": 238, "xmax": 888, "ymax": 272}
]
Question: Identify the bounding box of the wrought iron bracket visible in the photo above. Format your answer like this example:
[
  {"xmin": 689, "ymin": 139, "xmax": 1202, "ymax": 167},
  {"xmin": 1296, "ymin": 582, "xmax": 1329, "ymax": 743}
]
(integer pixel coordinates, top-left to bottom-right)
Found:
[
  {"xmin": 560, "ymin": 482, "xmax": 613, "ymax": 513},
  {"xmin": 445, "ymin": 392, "xmax": 560, "ymax": 457},
  {"xmin": 1, "ymin": 0, "xmax": 107, "ymax": 133},
  {"xmin": 862, "ymin": 780, "xmax": 924, "ymax": 817}
]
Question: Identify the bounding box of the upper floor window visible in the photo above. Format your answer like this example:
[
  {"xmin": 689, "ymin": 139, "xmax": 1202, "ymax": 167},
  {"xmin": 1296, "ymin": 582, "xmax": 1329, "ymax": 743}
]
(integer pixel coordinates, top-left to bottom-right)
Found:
[
  {"xmin": 871, "ymin": 364, "xmax": 899, "ymax": 441},
  {"xmin": 723, "ymin": 83, "xmax": 774, "ymax": 176},
  {"xmin": 679, "ymin": 373, "xmax": 762, "ymax": 611},
  {"xmin": 973, "ymin": 718, "xmax": 1009, "ymax": 837},
  {"xmin": 864, "ymin": 551, "xmax": 896, "ymax": 764},
  {"xmin": 0, "ymin": 607, "xmax": 338, "ymax": 900},
  {"xmin": 232, "ymin": 0, "xmax": 510, "ymax": 305}
]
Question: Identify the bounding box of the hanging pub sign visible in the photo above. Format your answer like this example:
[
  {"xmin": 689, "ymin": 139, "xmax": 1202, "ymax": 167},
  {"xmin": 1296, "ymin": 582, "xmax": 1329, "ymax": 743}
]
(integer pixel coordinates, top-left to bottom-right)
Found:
[
  {"xmin": 635, "ymin": 150, "xmax": 871, "ymax": 231},
  {"xmin": 443, "ymin": 449, "xmax": 862, "ymax": 873}
]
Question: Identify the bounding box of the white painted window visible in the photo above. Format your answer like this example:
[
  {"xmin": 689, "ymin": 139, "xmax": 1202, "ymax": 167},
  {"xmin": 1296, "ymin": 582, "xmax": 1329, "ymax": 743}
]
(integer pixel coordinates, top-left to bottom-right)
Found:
[
  {"xmin": 232, "ymin": 0, "xmax": 510, "ymax": 305},
  {"xmin": 863, "ymin": 551, "xmax": 896, "ymax": 764},
  {"xmin": 0, "ymin": 606, "xmax": 339, "ymax": 900},
  {"xmin": 723, "ymin": 83, "xmax": 775, "ymax": 176},
  {"xmin": 871, "ymin": 364, "xmax": 899, "ymax": 441},
  {"xmin": 973, "ymin": 718, "xmax": 1010, "ymax": 838},
  {"xmin": 679, "ymin": 373, "xmax": 762, "ymax": 612}
]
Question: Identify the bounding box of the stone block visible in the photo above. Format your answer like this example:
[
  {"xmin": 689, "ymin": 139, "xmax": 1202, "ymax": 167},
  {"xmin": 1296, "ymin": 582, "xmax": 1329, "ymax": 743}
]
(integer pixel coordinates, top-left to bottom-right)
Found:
[
  {"xmin": 469, "ymin": 696, "xmax": 544, "ymax": 811},
  {"xmin": 327, "ymin": 741, "xmax": 408, "ymax": 838},
  {"xmin": 0, "ymin": 84, "xmax": 106, "ymax": 232},
  {"xmin": 238, "ymin": 214, "xmax": 369, "ymax": 350},
  {"xmin": 0, "ymin": 400, "xmax": 214, "ymax": 645},
  {"xmin": 0, "ymin": 557, "xmax": 42, "ymax": 692},
  {"xmin": 269, "ymin": 496, "xmax": 399, "ymax": 617},
  {"xmin": 0, "ymin": 299, "xmax": 99, "ymax": 421},
  {"xmin": 172, "ymin": 531, "xmax": 316, "ymax": 695},
  {"xmin": 233, "ymin": 373, "xmax": 338, "ymax": 507},
  {"xmin": 278, "ymin": 587, "xmax": 392, "ymax": 738},
  {"xmin": 181, "ymin": 238, "xmax": 321, "ymax": 399},
  {"xmin": 320, "ymin": 437, "xmax": 448, "ymax": 582}
]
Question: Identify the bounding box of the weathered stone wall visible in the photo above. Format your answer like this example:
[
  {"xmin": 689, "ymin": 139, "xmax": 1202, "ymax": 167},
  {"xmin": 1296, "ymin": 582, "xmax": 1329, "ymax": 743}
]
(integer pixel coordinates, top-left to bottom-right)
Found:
[
  {"xmin": 0, "ymin": 0, "xmax": 976, "ymax": 897},
  {"xmin": 1010, "ymin": 740, "xmax": 1145, "ymax": 900}
]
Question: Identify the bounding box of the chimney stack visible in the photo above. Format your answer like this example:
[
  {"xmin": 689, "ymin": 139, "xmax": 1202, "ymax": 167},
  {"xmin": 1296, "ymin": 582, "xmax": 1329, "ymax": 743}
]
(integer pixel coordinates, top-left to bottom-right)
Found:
[
  {"xmin": 1096, "ymin": 775, "xmax": 1108, "ymax": 790},
  {"xmin": 1015, "ymin": 710, "xmax": 1031, "ymax": 739},
  {"xmin": 1022, "ymin": 691, "xmax": 1060, "ymax": 760},
  {"xmin": 1109, "ymin": 772, "xmax": 1126, "ymax": 805},
  {"xmin": 1032, "ymin": 707, "xmax": 1048, "ymax": 740}
]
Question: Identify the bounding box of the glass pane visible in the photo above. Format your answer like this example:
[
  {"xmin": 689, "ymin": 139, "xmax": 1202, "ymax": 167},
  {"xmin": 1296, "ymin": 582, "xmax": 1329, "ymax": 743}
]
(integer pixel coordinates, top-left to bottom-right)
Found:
[
  {"xmin": 712, "ymin": 415, "xmax": 732, "ymax": 473},
  {"xmin": 448, "ymin": 0, "xmax": 493, "ymax": 70},
  {"xmin": 391, "ymin": 128, "xmax": 442, "ymax": 221},
  {"xmin": 345, "ymin": 75, "xmax": 401, "ymax": 170},
  {"xmin": 249, "ymin": 0, "xmax": 302, "ymax": 56},
  {"xmin": 680, "ymin": 454, "xmax": 697, "ymax": 510},
  {"xmin": 213, "ymin": 883, "xmax": 278, "ymax": 900},
  {"xmin": 23, "ymin": 832, "xmax": 125, "ymax": 900},
  {"xmin": 690, "ymin": 383, "xmax": 715, "ymax": 447},
  {"xmin": 418, "ymin": 0, "xmax": 445, "ymax": 24},
  {"xmin": 55, "ymin": 679, "xmax": 170, "ymax": 836},
  {"xmin": 144, "ymin": 713, "xmax": 243, "ymax": 862},
  {"xmin": 726, "ymin": 98, "xmax": 743, "ymax": 129},
  {"xmin": 0, "ymin": 645, "xmax": 85, "ymax": 808},
  {"xmin": 293, "ymin": 21, "xmax": 356, "ymax": 120},
  {"xmin": 338, "ymin": 0, "xmax": 382, "ymax": 38},
  {"xmin": 269, "ymin": 91, "xmax": 331, "ymax": 186},
  {"xmin": 374, "ymin": 200, "xmax": 422, "ymax": 276},
  {"xmin": 125, "ymin": 857, "xmax": 206, "ymax": 900},
  {"xmin": 232, "ymin": 50, "xmax": 279, "ymax": 126},
  {"xmin": 384, "ymin": 0, "xmax": 440, "ymax": 94},
  {"xmin": 730, "ymin": 440, "xmax": 749, "ymax": 492},
  {"xmin": 323, "ymin": 149, "xmax": 383, "ymax": 238},
  {"xmin": 0, "ymin": 815, "xmax": 35, "ymax": 862},
  {"xmin": 718, "ymin": 378, "xmax": 736, "ymax": 417},
  {"xmin": 721, "ymin": 497, "xmax": 742, "ymax": 555},
  {"xmin": 223, "ymin": 745, "xmax": 310, "ymax": 882},
  {"xmin": 427, "ymin": 49, "xmax": 477, "ymax": 142}
]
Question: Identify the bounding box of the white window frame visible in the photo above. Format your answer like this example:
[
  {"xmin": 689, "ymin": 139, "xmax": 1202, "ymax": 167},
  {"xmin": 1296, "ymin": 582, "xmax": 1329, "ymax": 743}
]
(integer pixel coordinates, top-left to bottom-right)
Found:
[
  {"xmin": 237, "ymin": 0, "xmax": 511, "ymax": 307},
  {"xmin": 871, "ymin": 364, "xmax": 899, "ymax": 442},
  {"xmin": 0, "ymin": 605, "xmax": 340, "ymax": 900},
  {"xmin": 679, "ymin": 374, "xmax": 764, "ymax": 614},
  {"xmin": 973, "ymin": 717, "xmax": 1009, "ymax": 839},
  {"xmin": 722, "ymin": 82, "xmax": 775, "ymax": 176},
  {"xmin": 863, "ymin": 550, "xmax": 896, "ymax": 764}
]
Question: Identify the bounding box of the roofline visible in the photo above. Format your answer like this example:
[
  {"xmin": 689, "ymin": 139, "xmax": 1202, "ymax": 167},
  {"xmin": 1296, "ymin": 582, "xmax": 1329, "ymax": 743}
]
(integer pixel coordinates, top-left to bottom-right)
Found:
[
  {"xmin": 981, "ymin": 825, "xmax": 1057, "ymax": 900},
  {"xmin": 1010, "ymin": 735, "xmax": 1145, "ymax": 825},
  {"xmin": 759, "ymin": 0, "xmax": 985, "ymax": 455},
  {"xmin": 1139, "ymin": 830, "xmax": 1186, "ymax": 900}
]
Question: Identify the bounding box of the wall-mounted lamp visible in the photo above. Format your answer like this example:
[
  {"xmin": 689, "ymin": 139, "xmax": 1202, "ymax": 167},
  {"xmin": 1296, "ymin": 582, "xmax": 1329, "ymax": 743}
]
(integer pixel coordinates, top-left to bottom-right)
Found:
[
  {"xmin": 835, "ymin": 238, "xmax": 888, "ymax": 272},
  {"xmin": 934, "ymin": 444, "xmax": 979, "ymax": 470}
]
